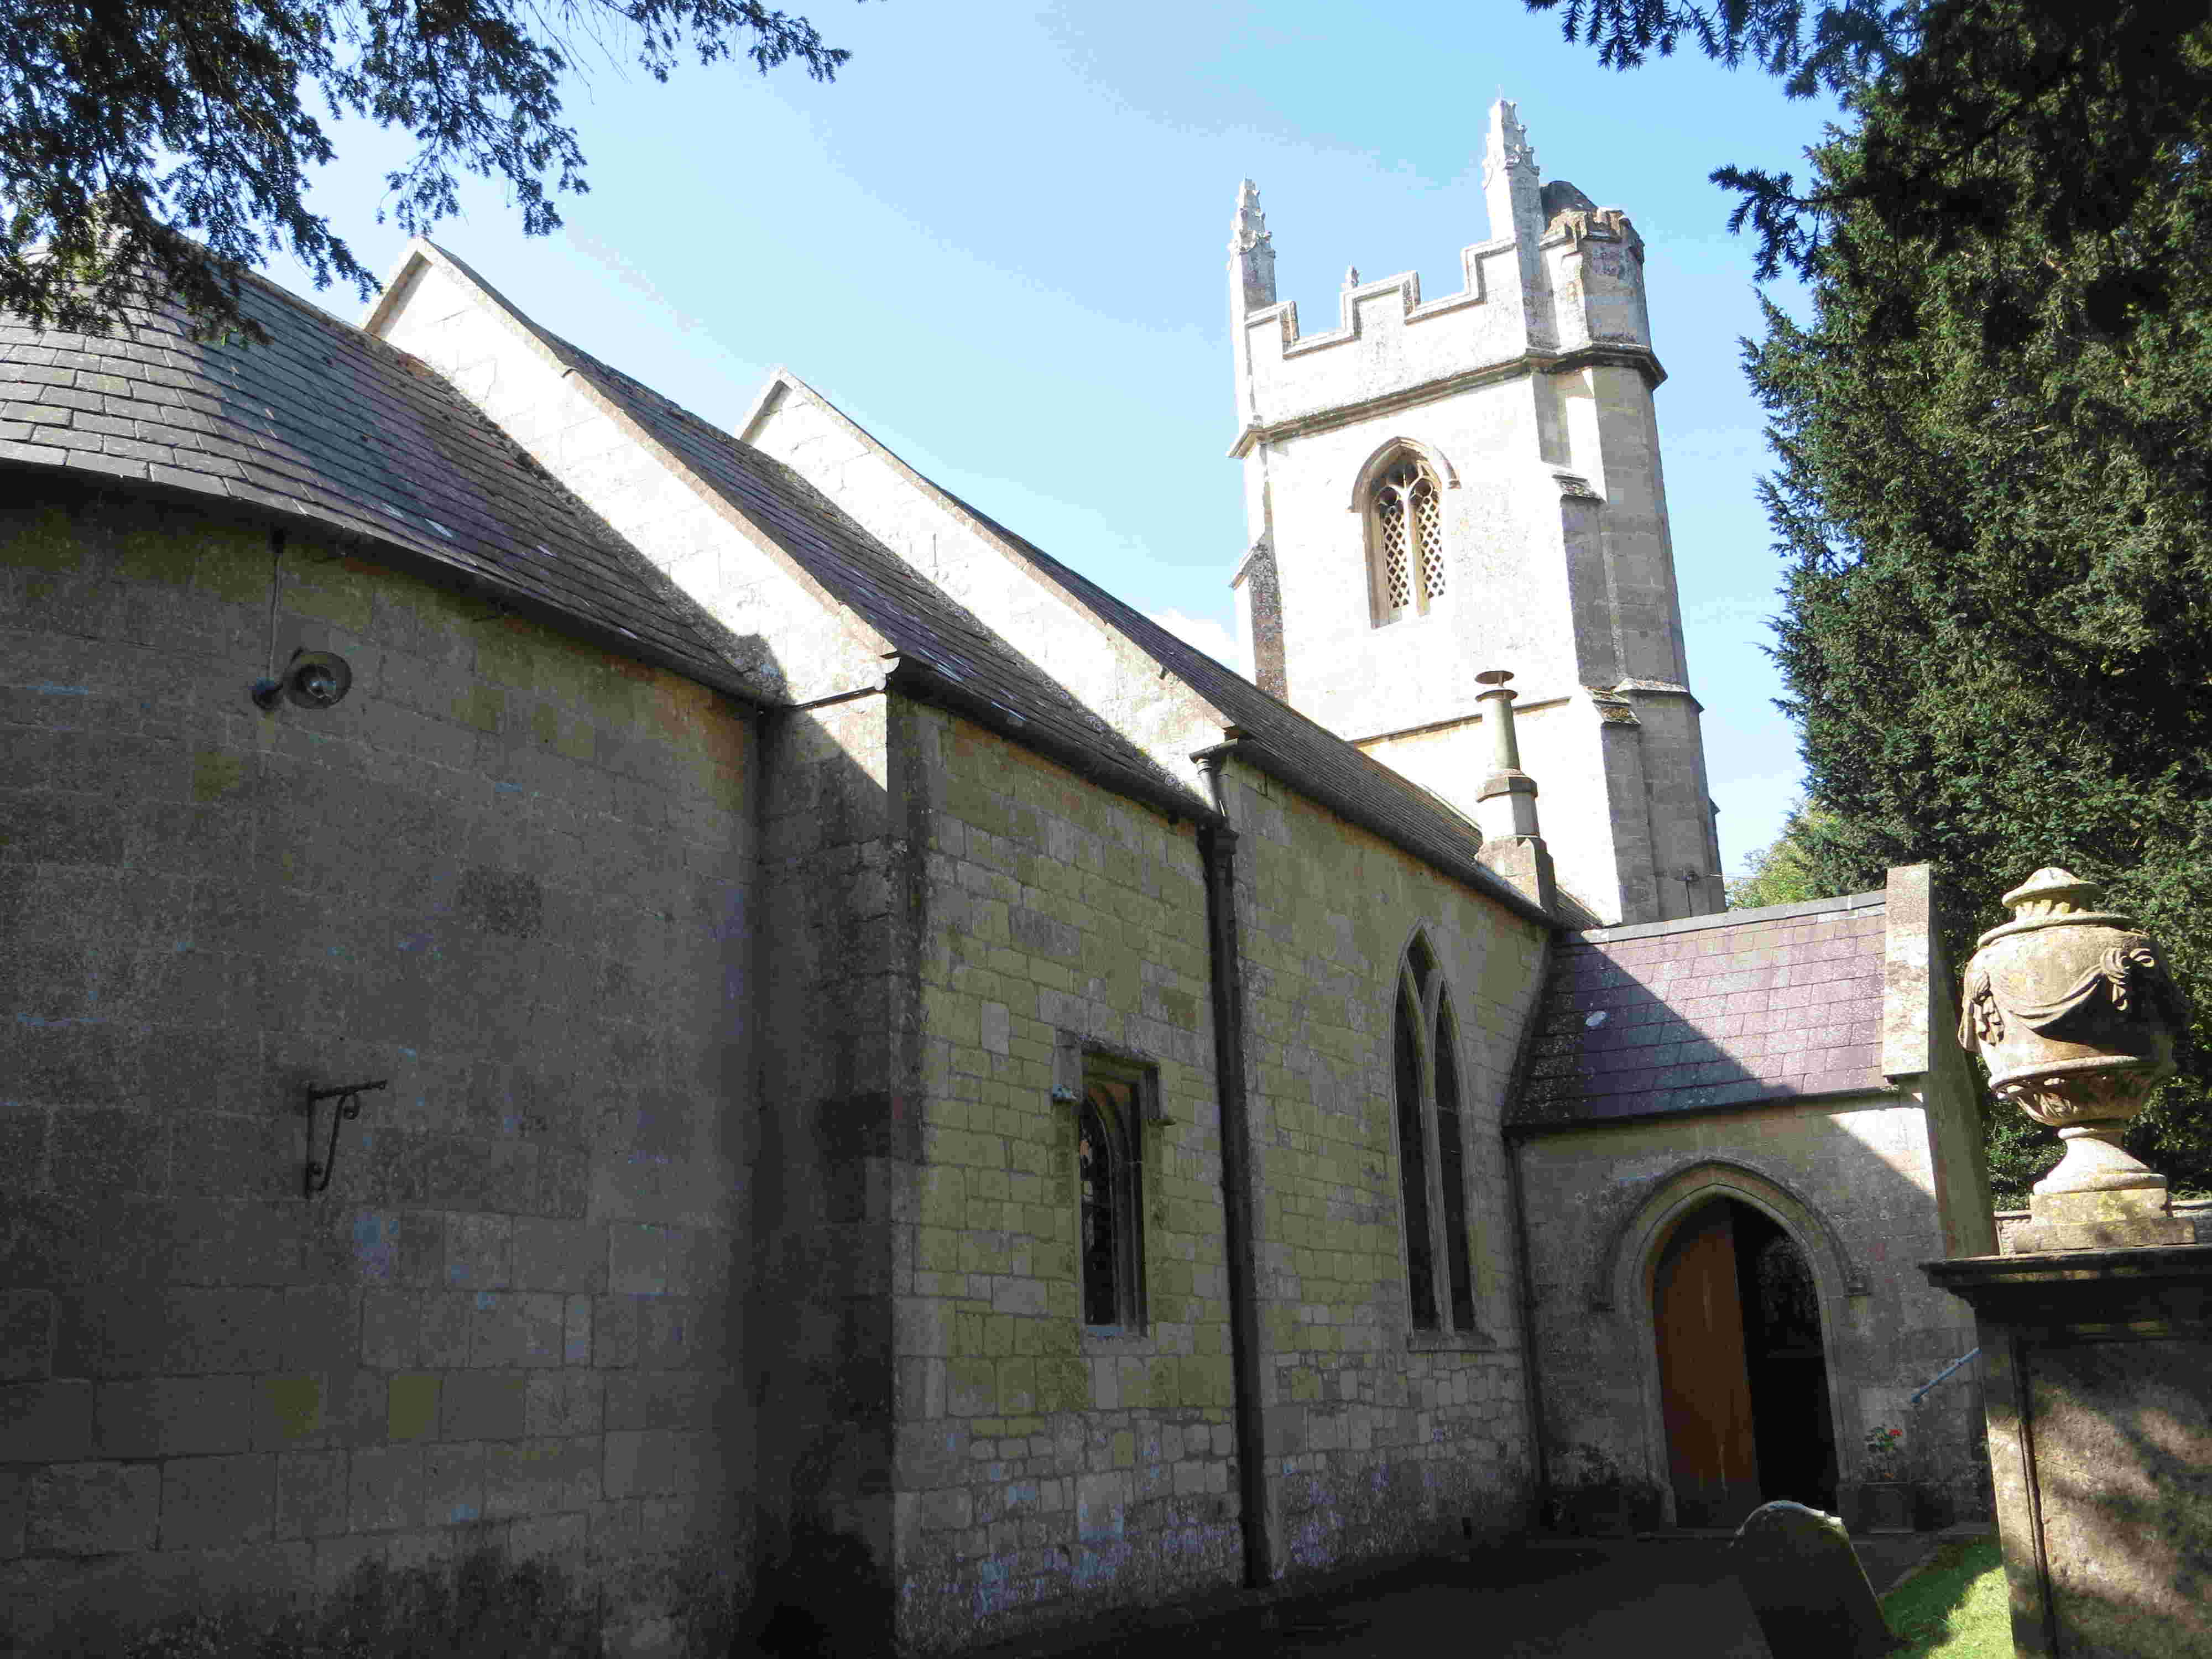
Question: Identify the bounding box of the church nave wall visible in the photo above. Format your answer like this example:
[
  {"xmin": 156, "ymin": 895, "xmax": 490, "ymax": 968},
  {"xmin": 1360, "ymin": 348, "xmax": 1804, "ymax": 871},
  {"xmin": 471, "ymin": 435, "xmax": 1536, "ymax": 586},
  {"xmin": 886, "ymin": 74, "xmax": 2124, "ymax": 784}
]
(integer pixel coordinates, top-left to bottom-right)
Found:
[
  {"xmin": 1219, "ymin": 757, "xmax": 1548, "ymax": 1570},
  {"xmin": 0, "ymin": 488, "xmax": 760, "ymax": 1655},
  {"xmin": 888, "ymin": 704, "xmax": 1233, "ymax": 1651}
]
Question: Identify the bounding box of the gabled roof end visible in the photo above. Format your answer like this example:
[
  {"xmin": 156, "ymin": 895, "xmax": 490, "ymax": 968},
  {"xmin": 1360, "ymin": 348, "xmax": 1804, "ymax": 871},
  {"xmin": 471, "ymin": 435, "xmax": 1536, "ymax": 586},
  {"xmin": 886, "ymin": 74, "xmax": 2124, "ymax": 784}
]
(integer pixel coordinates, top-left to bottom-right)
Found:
[{"xmin": 360, "ymin": 238, "xmax": 446, "ymax": 338}]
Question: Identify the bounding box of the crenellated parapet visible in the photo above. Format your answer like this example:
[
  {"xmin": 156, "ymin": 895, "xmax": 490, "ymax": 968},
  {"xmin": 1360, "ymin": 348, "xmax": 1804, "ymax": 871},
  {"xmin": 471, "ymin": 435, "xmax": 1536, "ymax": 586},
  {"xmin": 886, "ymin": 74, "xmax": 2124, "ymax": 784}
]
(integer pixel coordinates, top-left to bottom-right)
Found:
[
  {"xmin": 1228, "ymin": 98, "xmax": 1660, "ymax": 455},
  {"xmin": 1540, "ymin": 197, "xmax": 1650, "ymax": 353},
  {"xmin": 1220, "ymin": 96, "xmax": 1723, "ymax": 926}
]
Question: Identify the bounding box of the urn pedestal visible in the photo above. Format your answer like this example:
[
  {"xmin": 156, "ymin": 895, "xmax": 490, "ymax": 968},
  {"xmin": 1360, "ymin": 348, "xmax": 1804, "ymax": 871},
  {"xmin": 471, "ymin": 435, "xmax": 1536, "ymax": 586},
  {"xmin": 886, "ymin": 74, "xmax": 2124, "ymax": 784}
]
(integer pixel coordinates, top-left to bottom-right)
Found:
[
  {"xmin": 1921, "ymin": 1247, "xmax": 2212, "ymax": 1658},
  {"xmin": 1924, "ymin": 866, "xmax": 2211, "ymax": 1658}
]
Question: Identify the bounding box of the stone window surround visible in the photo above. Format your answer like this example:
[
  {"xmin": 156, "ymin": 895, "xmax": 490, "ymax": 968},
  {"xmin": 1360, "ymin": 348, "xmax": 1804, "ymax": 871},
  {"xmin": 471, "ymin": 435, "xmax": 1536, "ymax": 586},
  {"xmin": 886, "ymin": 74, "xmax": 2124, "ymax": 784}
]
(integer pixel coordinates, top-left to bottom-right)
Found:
[
  {"xmin": 1392, "ymin": 933, "xmax": 1487, "ymax": 1347},
  {"xmin": 1053, "ymin": 1033, "xmax": 1162, "ymax": 1350},
  {"xmin": 1352, "ymin": 437, "xmax": 1458, "ymax": 629}
]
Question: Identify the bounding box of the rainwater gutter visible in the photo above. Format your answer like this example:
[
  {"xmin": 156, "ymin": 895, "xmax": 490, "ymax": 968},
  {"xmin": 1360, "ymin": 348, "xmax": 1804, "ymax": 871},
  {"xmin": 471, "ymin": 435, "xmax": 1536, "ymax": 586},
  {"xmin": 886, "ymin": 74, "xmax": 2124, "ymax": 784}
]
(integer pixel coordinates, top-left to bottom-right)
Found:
[
  {"xmin": 1500, "ymin": 930, "xmax": 1559, "ymax": 1530},
  {"xmin": 1193, "ymin": 742, "xmax": 1275, "ymax": 1589},
  {"xmin": 1503, "ymin": 1134, "xmax": 1553, "ymax": 1527}
]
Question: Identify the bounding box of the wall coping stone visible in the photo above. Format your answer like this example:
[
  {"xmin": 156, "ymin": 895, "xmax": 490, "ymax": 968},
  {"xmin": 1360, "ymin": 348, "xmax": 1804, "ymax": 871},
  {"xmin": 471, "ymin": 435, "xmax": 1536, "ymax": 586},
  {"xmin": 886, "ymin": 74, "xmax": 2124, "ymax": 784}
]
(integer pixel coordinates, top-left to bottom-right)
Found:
[{"xmin": 1568, "ymin": 888, "xmax": 1885, "ymax": 946}]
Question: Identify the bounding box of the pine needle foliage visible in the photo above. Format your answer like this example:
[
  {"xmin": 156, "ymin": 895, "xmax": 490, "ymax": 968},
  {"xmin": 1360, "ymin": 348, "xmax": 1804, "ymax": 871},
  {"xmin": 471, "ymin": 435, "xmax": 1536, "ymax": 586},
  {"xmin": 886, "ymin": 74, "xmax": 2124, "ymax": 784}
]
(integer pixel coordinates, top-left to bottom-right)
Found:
[
  {"xmin": 1536, "ymin": 0, "xmax": 2212, "ymax": 1200},
  {"xmin": 0, "ymin": 0, "xmax": 859, "ymax": 343},
  {"xmin": 1749, "ymin": 21, "xmax": 2212, "ymax": 1200}
]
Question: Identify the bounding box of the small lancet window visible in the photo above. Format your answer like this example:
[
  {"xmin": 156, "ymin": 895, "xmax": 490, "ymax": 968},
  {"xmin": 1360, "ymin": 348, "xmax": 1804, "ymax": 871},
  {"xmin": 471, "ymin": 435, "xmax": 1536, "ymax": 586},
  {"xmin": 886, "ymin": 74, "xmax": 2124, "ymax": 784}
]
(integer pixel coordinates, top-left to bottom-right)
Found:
[
  {"xmin": 1370, "ymin": 453, "xmax": 1447, "ymax": 625},
  {"xmin": 1077, "ymin": 1062, "xmax": 1147, "ymax": 1329},
  {"xmin": 1394, "ymin": 937, "xmax": 1479, "ymax": 1335}
]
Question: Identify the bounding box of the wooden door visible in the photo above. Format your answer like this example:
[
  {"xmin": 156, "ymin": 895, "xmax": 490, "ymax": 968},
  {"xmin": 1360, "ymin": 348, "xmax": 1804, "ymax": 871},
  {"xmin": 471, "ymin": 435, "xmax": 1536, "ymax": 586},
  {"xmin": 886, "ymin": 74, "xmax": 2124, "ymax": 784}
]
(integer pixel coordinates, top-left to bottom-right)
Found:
[{"xmin": 1653, "ymin": 1202, "xmax": 1762, "ymax": 1527}]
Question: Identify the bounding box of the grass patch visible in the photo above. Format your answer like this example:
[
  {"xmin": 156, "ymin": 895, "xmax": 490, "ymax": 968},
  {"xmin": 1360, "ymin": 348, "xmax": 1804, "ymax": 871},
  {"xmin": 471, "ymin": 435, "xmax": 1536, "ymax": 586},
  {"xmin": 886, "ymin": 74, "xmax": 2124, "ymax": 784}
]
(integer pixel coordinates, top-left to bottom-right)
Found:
[{"xmin": 1881, "ymin": 1537, "xmax": 2009, "ymax": 1658}]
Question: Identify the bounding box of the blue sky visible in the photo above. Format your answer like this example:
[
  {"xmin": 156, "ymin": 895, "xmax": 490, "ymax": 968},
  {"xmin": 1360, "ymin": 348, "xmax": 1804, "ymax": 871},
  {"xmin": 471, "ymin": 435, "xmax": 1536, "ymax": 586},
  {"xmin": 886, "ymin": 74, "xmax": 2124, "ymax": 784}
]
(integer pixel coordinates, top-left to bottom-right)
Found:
[{"xmin": 260, "ymin": 0, "xmax": 1845, "ymax": 877}]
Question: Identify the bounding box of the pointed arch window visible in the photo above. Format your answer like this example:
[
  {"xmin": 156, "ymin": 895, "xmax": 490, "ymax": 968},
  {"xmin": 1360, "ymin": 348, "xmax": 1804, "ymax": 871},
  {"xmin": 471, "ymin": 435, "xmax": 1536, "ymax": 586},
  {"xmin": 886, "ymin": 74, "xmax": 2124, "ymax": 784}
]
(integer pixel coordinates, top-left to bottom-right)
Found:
[
  {"xmin": 1368, "ymin": 452, "xmax": 1447, "ymax": 625},
  {"xmin": 1393, "ymin": 936, "xmax": 1478, "ymax": 1334},
  {"xmin": 1077, "ymin": 1060, "xmax": 1147, "ymax": 1330}
]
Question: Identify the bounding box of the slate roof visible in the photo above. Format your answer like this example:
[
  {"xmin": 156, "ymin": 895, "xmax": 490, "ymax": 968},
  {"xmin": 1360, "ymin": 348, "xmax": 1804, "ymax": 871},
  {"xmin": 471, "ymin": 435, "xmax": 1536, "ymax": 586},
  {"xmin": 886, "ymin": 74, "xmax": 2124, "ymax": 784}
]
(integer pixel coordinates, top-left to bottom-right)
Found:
[
  {"xmin": 0, "ymin": 273, "xmax": 768, "ymax": 701},
  {"xmin": 732, "ymin": 369, "xmax": 1562, "ymax": 928},
  {"xmin": 1509, "ymin": 889, "xmax": 1892, "ymax": 1130},
  {"xmin": 413, "ymin": 248, "xmax": 1196, "ymax": 820},
  {"xmin": 949, "ymin": 495, "xmax": 1568, "ymax": 925}
]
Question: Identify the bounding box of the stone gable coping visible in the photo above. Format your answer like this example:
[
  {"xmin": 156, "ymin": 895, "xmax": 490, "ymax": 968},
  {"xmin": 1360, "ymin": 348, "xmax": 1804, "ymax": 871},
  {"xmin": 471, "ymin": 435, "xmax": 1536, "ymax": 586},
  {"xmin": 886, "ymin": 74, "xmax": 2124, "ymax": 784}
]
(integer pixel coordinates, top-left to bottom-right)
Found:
[
  {"xmin": 1568, "ymin": 888, "xmax": 1885, "ymax": 945},
  {"xmin": 733, "ymin": 369, "xmax": 1557, "ymax": 928},
  {"xmin": 384, "ymin": 243, "xmax": 1199, "ymax": 827}
]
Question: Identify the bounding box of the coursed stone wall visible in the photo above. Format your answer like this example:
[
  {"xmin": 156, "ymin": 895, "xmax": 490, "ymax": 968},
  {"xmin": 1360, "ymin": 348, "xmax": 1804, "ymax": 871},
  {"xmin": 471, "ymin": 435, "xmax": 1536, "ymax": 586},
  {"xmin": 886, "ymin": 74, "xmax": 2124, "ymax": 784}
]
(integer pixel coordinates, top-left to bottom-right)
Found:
[
  {"xmin": 889, "ymin": 704, "xmax": 1232, "ymax": 1650},
  {"xmin": 1221, "ymin": 757, "xmax": 1547, "ymax": 1568},
  {"xmin": 1514, "ymin": 1097, "xmax": 1990, "ymax": 1527},
  {"xmin": 885, "ymin": 721, "xmax": 1552, "ymax": 1652},
  {"xmin": 0, "ymin": 491, "xmax": 757, "ymax": 1653}
]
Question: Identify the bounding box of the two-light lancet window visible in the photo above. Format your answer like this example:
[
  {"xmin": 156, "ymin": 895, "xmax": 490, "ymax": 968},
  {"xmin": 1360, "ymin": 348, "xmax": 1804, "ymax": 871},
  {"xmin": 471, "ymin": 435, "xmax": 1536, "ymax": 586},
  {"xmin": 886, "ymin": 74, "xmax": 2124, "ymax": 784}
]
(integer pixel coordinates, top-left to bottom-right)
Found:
[
  {"xmin": 1394, "ymin": 935, "xmax": 1478, "ymax": 1333},
  {"xmin": 1369, "ymin": 452, "xmax": 1448, "ymax": 626}
]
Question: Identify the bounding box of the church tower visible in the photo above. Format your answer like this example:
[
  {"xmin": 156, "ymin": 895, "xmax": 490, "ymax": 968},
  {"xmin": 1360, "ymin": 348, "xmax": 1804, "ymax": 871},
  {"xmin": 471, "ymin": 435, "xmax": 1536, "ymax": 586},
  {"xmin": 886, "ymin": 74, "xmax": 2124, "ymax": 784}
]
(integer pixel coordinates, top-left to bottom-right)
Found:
[{"xmin": 1227, "ymin": 100, "xmax": 1726, "ymax": 926}]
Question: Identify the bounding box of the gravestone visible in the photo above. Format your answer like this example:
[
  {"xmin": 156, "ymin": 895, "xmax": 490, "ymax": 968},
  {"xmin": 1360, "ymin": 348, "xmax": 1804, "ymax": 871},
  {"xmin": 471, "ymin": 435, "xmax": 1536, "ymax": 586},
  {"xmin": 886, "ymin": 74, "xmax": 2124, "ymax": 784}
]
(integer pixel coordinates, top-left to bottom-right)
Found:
[{"xmin": 1732, "ymin": 1501, "xmax": 1903, "ymax": 1657}]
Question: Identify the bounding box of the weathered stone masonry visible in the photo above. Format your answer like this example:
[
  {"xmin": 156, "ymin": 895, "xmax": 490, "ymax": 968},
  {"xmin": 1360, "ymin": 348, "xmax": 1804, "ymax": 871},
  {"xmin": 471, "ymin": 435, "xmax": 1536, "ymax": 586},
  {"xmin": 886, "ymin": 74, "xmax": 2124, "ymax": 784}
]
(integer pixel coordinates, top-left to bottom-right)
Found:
[
  {"xmin": 893, "ymin": 708, "xmax": 1235, "ymax": 1648},
  {"xmin": 1224, "ymin": 760, "xmax": 1545, "ymax": 1571},
  {"xmin": 1508, "ymin": 878, "xmax": 1995, "ymax": 1531},
  {"xmin": 0, "ymin": 101, "xmax": 2001, "ymax": 1652},
  {"xmin": 2, "ymin": 491, "xmax": 757, "ymax": 1652}
]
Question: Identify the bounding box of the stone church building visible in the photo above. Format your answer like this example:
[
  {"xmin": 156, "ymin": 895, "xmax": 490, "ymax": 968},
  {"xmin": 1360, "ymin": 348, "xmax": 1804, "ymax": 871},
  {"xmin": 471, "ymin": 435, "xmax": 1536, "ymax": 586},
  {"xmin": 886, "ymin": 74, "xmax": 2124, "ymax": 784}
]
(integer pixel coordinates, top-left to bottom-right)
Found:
[{"xmin": 0, "ymin": 103, "xmax": 1993, "ymax": 1654}]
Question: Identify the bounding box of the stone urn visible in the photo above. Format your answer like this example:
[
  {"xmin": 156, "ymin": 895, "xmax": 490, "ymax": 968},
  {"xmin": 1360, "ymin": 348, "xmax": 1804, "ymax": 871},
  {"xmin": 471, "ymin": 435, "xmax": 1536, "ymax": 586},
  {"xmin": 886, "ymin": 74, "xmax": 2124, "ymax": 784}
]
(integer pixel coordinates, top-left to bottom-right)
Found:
[{"xmin": 1959, "ymin": 868, "xmax": 2190, "ymax": 1219}]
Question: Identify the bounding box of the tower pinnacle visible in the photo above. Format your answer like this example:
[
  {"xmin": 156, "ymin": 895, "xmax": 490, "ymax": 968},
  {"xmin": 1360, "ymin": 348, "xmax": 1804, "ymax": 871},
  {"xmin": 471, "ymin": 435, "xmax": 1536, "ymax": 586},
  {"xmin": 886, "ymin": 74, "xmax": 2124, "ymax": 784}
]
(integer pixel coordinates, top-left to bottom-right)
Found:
[
  {"xmin": 1222, "ymin": 96, "xmax": 1721, "ymax": 924},
  {"xmin": 1229, "ymin": 180, "xmax": 1276, "ymax": 313},
  {"xmin": 1483, "ymin": 100, "xmax": 1537, "ymax": 184},
  {"xmin": 1483, "ymin": 98, "xmax": 1545, "ymax": 248}
]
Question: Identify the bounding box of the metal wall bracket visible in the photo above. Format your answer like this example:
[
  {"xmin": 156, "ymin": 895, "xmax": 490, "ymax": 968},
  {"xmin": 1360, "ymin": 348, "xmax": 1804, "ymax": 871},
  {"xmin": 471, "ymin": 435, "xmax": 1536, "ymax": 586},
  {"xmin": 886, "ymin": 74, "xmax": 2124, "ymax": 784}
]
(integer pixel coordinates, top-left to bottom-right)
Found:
[{"xmin": 304, "ymin": 1079, "xmax": 389, "ymax": 1197}]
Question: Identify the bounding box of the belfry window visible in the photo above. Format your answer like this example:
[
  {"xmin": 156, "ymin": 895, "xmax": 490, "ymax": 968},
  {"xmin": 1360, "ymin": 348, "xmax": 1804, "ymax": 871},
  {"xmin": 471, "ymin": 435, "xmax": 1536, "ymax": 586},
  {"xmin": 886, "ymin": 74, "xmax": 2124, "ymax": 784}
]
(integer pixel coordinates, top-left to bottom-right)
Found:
[
  {"xmin": 1369, "ymin": 453, "xmax": 1447, "ymax": 625},
  {"xmin": 1077, "ymin": 1059, "xmax": 1147, "ymax": 1329},
  {"xmin": 1394, "ymin": 937, "xmax": 1478, "ymax": 1333}
]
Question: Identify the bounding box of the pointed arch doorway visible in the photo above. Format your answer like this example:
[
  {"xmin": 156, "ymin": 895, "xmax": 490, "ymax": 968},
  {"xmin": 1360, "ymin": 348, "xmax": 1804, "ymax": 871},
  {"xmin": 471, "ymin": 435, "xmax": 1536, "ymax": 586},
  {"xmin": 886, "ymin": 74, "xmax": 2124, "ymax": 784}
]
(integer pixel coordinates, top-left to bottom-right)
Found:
[{"xmin": 1651, "ymin": 1197, "xmax": 1837, "ymax": 1527}]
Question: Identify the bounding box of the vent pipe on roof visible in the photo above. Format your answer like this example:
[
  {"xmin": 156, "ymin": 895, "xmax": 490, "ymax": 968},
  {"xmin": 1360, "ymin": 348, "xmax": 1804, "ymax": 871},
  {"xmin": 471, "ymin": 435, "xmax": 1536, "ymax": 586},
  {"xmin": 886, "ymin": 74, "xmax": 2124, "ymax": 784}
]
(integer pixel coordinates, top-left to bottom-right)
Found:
[{"xmin": 1474, "ymin": 669, "xmax": 1557, "ymax": 912}]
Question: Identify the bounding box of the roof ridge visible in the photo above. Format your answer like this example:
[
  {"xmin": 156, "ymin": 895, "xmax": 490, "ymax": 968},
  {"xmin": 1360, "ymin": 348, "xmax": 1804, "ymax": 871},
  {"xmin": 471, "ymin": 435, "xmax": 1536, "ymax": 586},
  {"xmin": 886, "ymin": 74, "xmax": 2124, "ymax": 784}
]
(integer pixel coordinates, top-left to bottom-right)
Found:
[
  {"xmin": 1566, "ymin": 888, "xmax": 1887, "ymax": 946},
  {"xmin": 380, "ymin": 248, "xmax": 1206, "ymax": 820},
  {"xmin": 741, "ymin": 369, "xmax": 1557, "ymax": 926}
]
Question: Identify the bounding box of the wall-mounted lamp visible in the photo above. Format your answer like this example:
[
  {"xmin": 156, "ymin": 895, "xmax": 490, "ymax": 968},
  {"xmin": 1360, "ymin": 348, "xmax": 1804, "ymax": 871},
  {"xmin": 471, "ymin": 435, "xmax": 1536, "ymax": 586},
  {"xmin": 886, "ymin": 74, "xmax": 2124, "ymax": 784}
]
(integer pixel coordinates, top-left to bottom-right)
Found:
[
  {"xmin": 303, "ymin": 1078, "xmax": 388, "ymax": 1197},
  {"xmin": 253, "ymin": 649, "xmax": 354, "ymax": 712}
]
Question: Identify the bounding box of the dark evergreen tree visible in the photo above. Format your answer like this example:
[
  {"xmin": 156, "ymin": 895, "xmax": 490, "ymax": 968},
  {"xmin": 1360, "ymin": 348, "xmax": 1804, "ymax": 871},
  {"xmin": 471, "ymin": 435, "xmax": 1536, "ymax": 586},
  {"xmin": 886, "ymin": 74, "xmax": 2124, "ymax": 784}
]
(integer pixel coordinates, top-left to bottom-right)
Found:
[
  {"xmin": 1530, "ymin": 2, "xmax": 2212, "ymax": 358},
  {"xmin": 1534, "ymin": 0, "xmax": 2212, "ymax": 1199}
]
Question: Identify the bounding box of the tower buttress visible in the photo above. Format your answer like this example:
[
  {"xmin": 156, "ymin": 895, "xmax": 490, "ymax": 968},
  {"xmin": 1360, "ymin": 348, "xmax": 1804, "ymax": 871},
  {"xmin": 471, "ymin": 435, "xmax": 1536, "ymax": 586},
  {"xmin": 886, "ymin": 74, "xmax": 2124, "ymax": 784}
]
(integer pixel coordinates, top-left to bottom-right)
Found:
[{"xmin": 1223, "ymin": 100, "xmax": 1726, "ymax": 926}]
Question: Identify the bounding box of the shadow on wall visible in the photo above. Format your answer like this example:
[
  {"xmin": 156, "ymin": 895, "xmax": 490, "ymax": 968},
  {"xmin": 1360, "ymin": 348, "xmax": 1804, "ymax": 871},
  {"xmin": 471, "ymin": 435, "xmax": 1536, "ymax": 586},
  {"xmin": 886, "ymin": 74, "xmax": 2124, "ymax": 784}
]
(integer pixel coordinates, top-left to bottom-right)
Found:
[
  {"xmin": 1513, "ymin": 916, "xmax": 1987, "ymax": 1540},
  {"xmin": 85, "ymin": 1541, "xmax": 742, "ymax": 1657},
  {"xmin": 738, "ymin": 694, "xmax": 911, "ymax": 1656},
  {"xmin": 0, "ymin": 488, "xmax": 898, "ymax": 1654},
  {"xmin": 742, "ymin": 1519, "xmax": 896, "ymax": 1658},
  {"xmin": 2010, "ymin": 1335, "xmax": 2212, "ymax": 1648}
]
